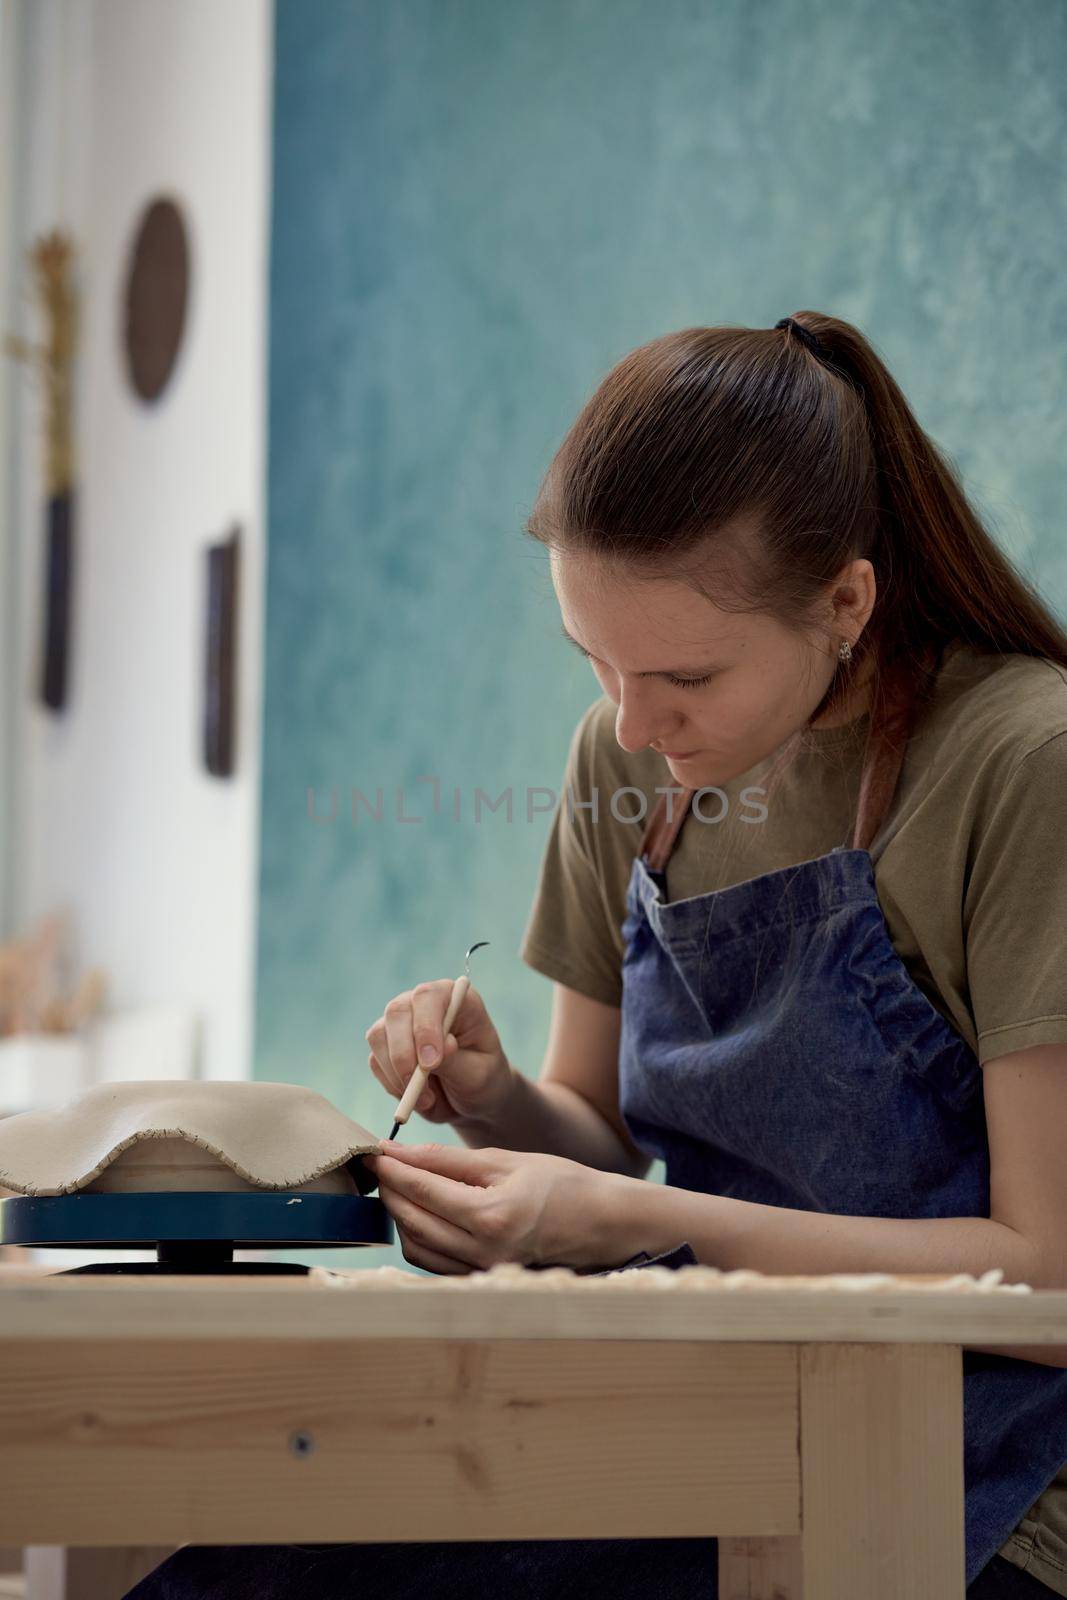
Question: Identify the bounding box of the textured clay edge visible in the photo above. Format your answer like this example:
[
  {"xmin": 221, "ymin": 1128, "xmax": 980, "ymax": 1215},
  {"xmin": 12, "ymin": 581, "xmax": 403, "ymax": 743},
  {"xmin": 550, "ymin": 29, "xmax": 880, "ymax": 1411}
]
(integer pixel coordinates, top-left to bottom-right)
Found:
[{"xmin": 0, "ymin": 1126, "xmax": 384, "ymax": 1197}]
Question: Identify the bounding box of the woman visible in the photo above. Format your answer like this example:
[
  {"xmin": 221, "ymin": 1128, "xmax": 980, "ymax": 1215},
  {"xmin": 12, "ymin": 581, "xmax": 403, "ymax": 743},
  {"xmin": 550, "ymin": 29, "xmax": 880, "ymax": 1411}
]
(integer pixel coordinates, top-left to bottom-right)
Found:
[{"xmin": 130, "ymin": 314, "xmax": 1067, "ymax": 1598}]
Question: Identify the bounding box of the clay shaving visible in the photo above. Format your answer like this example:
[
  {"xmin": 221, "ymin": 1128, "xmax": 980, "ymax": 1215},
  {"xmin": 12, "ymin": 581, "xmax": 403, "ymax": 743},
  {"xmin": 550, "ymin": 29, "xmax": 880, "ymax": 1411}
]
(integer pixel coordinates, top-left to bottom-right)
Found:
[{"xmin": 309, "ymin": 1262, "xmax": 1031, "ymax": 1293}]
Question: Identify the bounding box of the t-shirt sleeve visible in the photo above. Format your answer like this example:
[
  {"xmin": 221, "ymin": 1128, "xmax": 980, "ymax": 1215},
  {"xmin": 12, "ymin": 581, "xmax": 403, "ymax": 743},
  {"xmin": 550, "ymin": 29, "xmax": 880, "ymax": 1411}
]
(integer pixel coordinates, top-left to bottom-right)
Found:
[
  {"xmin": 518, "ymin": 701, "xmax": 626, "ymax": 1007},
  {"xmin": 964, "ymin": 730, "xmax": 1067, "ymax": 1064}
]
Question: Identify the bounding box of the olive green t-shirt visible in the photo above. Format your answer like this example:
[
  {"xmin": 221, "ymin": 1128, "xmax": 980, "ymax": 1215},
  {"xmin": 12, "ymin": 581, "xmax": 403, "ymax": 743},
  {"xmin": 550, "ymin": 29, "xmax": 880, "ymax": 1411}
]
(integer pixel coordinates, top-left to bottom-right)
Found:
[{"xmin": 518, "ymin": 640, "xmax": 1067, "ymax": 1593}]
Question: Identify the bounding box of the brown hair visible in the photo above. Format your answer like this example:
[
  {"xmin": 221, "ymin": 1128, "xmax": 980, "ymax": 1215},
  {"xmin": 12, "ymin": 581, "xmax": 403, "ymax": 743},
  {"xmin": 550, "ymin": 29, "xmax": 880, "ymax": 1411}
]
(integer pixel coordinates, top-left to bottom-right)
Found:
[{"xmin": 525, "ymin": 312, "xmax": 1067, "ymax": 841}]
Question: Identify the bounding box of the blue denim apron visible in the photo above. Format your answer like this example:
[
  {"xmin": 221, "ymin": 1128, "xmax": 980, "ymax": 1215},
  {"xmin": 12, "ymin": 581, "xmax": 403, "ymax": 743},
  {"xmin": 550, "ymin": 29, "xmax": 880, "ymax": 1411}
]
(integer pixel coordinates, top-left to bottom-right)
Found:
[{"xmin": 616, "ymin": 733, "xmax": 1067, "ymax": 1586}]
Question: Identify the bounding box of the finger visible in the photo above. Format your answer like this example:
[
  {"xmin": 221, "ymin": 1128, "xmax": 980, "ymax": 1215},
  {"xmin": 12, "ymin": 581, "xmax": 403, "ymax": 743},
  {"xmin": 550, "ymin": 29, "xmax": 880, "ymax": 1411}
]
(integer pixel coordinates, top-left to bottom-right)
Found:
[
  {"xmin": 396, "ymin": 1230, "xmax": 476, "ymax": 1276},
  {"xmin": 367, "ymin": 1151, "xmax": 489, "ymax": 1228},
  {"xmin": 364, "ymin": 1018, "xmax": 403, "ymax": 1094},
  {"xmin": 382, "ymin": 992, "xmax": 415, "ymax": 1084},
  {"xmin": 382, "ymin": 1184, "xmax": 486, "ymax": 1267},
  {"xmin": 412, "ymin": 1038, "xmax": 463, "ymax": 1116},
  {"xmin": 376, "ymin": 1139, "xmax": 507, "ymax": 1182},
  {"xmin": 368, "ymin": 1044, "xmax": 438, "ymax": 1108},
  {"xmin": 410, "ymin": 979, "xmax": 455, "ymax": 1070},
  {"xmin": 367, "ymin": 1050, "xmax": 403, "ymax": 1099},
  {"xmin": 405, "ymin": 1081, "xmax": 437, "ymax": 1117}
]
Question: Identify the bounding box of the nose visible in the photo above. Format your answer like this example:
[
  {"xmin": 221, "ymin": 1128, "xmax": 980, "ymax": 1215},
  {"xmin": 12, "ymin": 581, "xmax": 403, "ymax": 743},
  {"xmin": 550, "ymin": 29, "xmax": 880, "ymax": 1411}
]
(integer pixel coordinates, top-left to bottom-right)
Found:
[{"xmin": 614, "ymin": 689, "xmax": 680, "ymax": 756}]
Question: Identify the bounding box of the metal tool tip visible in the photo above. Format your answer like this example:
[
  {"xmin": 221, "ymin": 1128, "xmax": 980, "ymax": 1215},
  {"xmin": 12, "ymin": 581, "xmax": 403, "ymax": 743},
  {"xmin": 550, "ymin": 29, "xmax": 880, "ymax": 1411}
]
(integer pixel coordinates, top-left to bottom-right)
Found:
[{"xmin": 464, "ymin": 940, "xmax": 490, "ymax": 976}]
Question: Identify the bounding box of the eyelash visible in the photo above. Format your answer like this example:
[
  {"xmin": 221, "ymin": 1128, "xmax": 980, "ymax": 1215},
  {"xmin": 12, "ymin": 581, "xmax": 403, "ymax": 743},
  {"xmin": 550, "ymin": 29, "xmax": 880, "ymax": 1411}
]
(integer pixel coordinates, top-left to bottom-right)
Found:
[
  {"xmin": 665, "ymin": 673, "xmax": 716, "ymax": 689},
  {"xmin": 573, "ymin": 646, "xmax": 716, "ymax": 690}
]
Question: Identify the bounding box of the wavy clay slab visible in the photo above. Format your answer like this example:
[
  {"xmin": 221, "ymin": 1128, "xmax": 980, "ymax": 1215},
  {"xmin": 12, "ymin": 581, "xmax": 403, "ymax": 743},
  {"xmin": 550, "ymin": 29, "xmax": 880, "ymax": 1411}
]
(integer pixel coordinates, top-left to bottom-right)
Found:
[{"xmin": 0, "ymin": 1078, "xmax": 383, "ymax": 1196}]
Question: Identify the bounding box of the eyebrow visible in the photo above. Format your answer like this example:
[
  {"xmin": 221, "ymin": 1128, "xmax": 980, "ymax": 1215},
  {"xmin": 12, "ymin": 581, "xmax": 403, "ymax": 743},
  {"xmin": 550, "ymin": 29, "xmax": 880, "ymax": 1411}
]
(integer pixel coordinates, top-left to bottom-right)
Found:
[{"xmin": 560, "ymin": 625, "xmax": 724, "ymax": 678}]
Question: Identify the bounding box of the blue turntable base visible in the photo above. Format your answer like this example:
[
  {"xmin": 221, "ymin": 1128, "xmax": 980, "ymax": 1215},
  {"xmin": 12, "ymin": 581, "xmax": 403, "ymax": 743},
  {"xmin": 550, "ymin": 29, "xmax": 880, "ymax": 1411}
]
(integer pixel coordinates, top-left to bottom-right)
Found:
[{"xmin": 0, "ymin": 1190, "xmax": 395, "ymax": 1274}]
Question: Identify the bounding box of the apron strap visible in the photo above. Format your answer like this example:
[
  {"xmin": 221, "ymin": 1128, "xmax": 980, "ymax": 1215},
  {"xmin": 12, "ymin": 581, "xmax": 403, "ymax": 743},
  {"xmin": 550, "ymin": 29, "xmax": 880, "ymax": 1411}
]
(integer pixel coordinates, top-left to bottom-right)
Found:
[
  {"xmin": 851, "ymin": 726, "xmax": 908, "ymax": 852},
  {"xmin": 851, "ymin": 645, "xmax": 940, "ymax": 851},
  {"xmin": 638, "ymin": 786, "xmax": 696, "ymax": 871}
]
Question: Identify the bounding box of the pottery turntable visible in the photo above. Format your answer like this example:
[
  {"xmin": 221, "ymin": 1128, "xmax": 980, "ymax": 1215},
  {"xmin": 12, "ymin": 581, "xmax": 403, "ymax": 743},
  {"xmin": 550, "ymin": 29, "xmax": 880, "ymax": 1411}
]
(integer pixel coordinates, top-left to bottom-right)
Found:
[{"xmin": 0, "ymin": 1079, "xmax": 392, "ymax": 1275}]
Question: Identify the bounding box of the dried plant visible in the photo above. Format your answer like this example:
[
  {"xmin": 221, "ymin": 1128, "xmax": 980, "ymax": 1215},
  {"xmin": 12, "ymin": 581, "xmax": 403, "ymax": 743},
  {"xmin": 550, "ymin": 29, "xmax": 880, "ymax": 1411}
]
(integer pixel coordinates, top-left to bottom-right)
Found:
[
  {"xmin": 0, "ymin": 910, "xmax": 106, "ymax": 1038},
  {"xmin": 2, "ymin": 229, "xmax": 77, "ymax": 495}
]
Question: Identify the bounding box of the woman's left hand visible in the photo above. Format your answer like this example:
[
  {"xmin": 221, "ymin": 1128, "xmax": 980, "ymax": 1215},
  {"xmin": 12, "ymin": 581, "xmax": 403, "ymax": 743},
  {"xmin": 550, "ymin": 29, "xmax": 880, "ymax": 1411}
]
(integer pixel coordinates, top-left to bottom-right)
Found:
[{"xmin": 362, "ymin": 1140, "xmax": 628, "ymax": 1274}]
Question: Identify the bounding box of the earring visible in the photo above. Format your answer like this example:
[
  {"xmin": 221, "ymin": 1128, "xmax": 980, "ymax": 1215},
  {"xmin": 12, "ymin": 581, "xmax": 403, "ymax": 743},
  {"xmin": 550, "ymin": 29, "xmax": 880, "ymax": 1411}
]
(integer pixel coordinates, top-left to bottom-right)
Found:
[{"xmin": 838, "ymin": 639, "xmax": 853, "ymax": 663}]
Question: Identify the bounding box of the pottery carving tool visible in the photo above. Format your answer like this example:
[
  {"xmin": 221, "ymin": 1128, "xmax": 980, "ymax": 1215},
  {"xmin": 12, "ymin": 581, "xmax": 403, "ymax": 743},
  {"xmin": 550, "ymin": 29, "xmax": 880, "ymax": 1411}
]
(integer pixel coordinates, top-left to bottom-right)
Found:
[{"xmin": 389, "ymin": 940, "xmax": 489, "ymax": 1140}]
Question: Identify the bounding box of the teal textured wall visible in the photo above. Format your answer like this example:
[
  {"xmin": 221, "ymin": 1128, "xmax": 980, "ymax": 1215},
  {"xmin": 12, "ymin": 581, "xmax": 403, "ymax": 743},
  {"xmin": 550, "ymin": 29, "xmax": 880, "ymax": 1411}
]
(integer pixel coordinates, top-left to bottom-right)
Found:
[{"xmin": 259, "ymin": 0, "xmax": 1067, "ymax": 1265}]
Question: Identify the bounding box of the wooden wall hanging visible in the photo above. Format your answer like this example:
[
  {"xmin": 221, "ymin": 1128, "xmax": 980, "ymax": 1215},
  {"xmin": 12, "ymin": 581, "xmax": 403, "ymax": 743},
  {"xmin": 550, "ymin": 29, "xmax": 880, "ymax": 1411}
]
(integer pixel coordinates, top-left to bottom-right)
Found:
[
  {"xmin": 203, "ymin": 524, "xmax": 239, "ymax": 778},
  {"xmin": 4, "ymin": 230, "xmax": 78, "ymax": 712},
  {"xmin": 122, "ymin": 196, "xmax": 190, "ymax": 402}
]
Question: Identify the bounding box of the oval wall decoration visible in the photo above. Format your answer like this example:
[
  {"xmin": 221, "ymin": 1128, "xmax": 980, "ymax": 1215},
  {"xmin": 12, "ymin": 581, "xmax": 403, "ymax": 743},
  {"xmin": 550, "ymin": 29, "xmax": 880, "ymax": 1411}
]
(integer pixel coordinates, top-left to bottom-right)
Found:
[{"xmin": 122, "ymin": 196, "xmax": 191, "ymax": 402}]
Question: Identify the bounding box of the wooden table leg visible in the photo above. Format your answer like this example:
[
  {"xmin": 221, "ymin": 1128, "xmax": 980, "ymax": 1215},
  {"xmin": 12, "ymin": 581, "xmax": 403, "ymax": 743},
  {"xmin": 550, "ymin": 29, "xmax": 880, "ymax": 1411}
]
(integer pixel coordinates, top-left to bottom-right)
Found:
[
  {"xmin": 718, "ymin": 1534, "xmax": 804, "ymax": 1597},
  {"xmin": 24, "ymin": 1546, "xmax": 177, "ymax": 1599},
  {"xmin": 798, "ymin": 1343, "xmax": 964, "ymax": 1599}
]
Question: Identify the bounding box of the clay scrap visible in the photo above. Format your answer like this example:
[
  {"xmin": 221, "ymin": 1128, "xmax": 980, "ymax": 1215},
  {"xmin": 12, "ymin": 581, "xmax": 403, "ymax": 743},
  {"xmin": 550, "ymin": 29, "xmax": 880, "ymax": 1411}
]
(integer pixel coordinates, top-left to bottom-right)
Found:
[{"xmin": 310, "ymin": 1262, "xmax": 1031, "ymax": 1293}]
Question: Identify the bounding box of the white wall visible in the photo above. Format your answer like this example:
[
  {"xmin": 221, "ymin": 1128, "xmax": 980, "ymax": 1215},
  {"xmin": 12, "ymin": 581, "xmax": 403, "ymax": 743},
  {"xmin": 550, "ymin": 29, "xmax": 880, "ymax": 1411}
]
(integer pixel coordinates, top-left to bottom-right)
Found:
[
  {"xmin": 4, "ymin": 0, "xmax": 272, "ymax": 1081},
  {"xmin": 0, "ymin": 0, "xmax": 22, "ymax": 927}
]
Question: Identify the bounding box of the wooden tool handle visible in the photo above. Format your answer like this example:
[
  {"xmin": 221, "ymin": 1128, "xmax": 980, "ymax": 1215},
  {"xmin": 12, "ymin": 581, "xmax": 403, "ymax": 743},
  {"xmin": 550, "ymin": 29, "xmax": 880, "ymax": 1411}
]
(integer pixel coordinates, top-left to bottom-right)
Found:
[{"xmin": 392, "ymin": 973, "xmax": 470, "ymax": 1128}]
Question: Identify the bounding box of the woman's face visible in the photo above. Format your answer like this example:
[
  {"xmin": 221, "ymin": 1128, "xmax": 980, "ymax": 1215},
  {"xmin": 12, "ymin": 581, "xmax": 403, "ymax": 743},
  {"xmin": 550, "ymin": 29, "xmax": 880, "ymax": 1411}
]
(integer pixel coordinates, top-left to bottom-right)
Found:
[{"xmin": 550, "ymin": 548, "xmax": 874, "ymax": 789}]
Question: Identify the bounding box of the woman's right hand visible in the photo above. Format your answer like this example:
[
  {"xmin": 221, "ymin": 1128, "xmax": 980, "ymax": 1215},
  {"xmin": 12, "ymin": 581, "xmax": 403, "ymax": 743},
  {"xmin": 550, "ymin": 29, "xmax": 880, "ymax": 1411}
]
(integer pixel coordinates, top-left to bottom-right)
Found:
[{"xmin": 364, "ymin": 979, "xmax": 513, "ymax": 1126}]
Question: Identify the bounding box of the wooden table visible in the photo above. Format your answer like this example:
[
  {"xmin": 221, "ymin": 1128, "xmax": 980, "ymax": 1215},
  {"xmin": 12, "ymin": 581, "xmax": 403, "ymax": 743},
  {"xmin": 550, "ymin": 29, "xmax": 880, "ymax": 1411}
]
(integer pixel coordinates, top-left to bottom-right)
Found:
[{"xmin": 3, "ymin": 1265, "xmax": 1067, "ymax": 1599}]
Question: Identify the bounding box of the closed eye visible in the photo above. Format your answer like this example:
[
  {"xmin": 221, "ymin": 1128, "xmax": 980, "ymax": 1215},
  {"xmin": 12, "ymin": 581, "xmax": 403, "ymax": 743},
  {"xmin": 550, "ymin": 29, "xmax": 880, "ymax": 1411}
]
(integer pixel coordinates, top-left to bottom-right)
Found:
[{"xmin": 564, "ymin": 634, "xmax": 719, "ymax": 689}]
